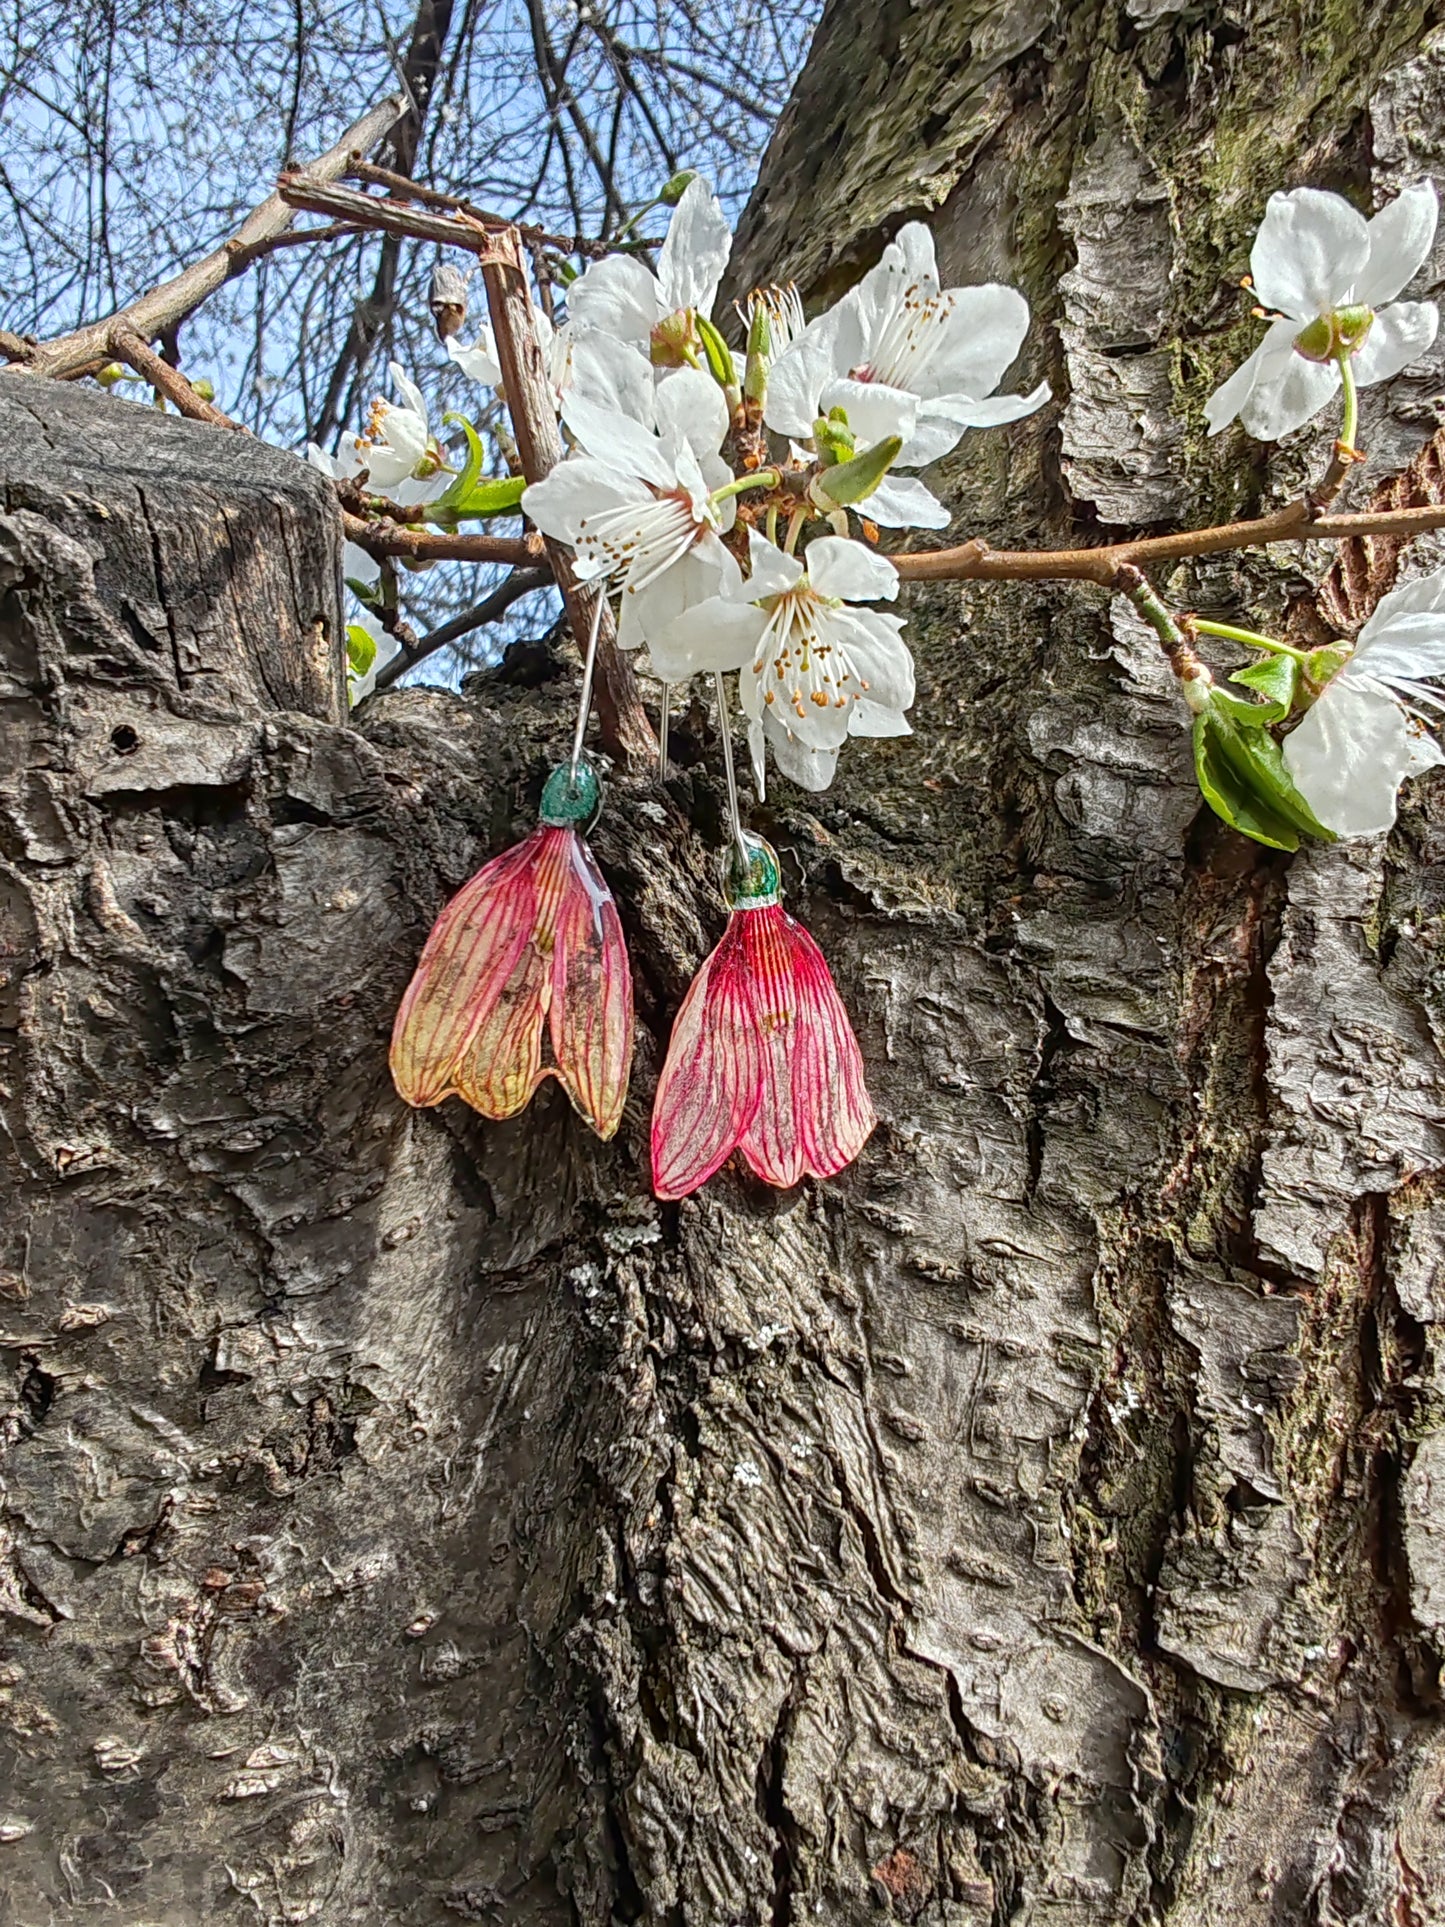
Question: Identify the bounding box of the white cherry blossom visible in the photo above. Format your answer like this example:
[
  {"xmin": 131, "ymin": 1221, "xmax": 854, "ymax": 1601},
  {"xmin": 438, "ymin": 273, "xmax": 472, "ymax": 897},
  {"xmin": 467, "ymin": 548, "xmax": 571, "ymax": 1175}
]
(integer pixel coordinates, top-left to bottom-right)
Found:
[
  {"xmin": 660, "ymin": 530, "xmax": 914, "ymax": 791},
  {"xmin": 534, "ymin": 309, "xmax": 655, "ymax": 422},
  {"xmin": 347, "ymin": 363, "xmax": 452, "ymax": 493},
  {"xmin": 521, "ymin": 367, "xmax": 738, "ymax": 653},
  {"xmin": 765, "ymin": 222, "xmax": 1049, "ymax": 529},
  {"xmin": 1205, "ymin": 182, "xmax": 1439, "ymax": 441},
  {"xmin": 446, "ymin": 325, "xmax": 502, "ymax": 386},
  {"xmin": 566, "ymin": 178, "xmax": 731, "ymax": 364},
  {"xmin": 1283, "ymin": 569, "xmax": 1445, "ymax": 835}
]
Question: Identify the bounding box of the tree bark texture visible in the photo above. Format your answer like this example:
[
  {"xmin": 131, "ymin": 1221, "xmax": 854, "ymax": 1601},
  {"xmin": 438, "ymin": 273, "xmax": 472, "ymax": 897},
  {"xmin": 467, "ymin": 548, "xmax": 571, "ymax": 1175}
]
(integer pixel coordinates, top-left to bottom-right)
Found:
[{"xmin": 6, "ymin": 6, "xmax": 1445, "ymax": 1923}]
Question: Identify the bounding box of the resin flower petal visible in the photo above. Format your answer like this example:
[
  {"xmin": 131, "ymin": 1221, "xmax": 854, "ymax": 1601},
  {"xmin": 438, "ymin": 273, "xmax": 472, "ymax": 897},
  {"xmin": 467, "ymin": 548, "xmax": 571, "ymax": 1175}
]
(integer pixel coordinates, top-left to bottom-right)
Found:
[
  {"xmin": 391, "ymin": 764, "xmax": 633, "ymax": 1138},
  {"xmin": 651, "ymin": 837, "xmax": 875, "ymax": 1198}
]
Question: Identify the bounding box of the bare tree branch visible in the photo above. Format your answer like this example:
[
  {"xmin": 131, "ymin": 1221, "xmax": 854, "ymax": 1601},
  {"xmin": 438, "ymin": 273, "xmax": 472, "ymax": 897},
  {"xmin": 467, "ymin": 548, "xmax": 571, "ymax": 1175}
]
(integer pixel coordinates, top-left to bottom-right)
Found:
[
  {"xmin": 373, "ymin": 566, "xmax": 551, "ymax": 686},
  {"xmin": 4, "ymin": 93, "xmax": 407, "ymax": 382}
]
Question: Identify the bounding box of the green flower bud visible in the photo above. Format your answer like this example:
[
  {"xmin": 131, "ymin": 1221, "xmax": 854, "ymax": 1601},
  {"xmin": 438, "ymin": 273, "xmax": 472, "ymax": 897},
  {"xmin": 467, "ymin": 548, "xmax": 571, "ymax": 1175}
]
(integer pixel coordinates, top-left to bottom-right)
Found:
[
  {"xmin": 809, "ymin": 435, "xmax": 903, "ymax": 511},
  {"xmin": 191, "ymin": 377, "xmax": 216, "ymax": 403},
  {"xmin": 650, "ymin": 308, "xmax": 701, "ymax": 369},
  {"xmin": 659, "ymin": 170, "xmax": 699, "ymax": 206}
]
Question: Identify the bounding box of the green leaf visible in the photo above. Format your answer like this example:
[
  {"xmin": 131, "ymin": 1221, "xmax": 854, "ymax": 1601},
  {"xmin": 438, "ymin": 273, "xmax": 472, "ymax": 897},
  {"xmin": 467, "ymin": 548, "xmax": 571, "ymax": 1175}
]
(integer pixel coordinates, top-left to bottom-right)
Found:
[
  {"xmin": 1191, "ymin": 697, "xmax": 1334, "ymax": 850},
  {"xmin": 345, "ymin": 575, "xmax": 384, "ymax": 609},
  {"xmin": 1226, "ymin": 652, "xmax": 1297, "ymax": 725},
  {"xmin": 431, "ymin": 412, "xmax": 485, "ymax": 512},
  {"xmin": 346, "ymin": 623, "xmax": 378, "ymax": 679},
  {"xmin": 428, "ymin": 414, "xmax": 527, "ymax": 520}
]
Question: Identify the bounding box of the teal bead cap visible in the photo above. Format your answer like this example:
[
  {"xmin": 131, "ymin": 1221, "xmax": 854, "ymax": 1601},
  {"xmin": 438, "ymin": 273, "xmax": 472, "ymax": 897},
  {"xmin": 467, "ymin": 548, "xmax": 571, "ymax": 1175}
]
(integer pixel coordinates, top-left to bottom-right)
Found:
[
  {"xmin": 722, "ymin": 833, "xmax": 782, "ymax": 910},
  {"xmin": 539, "ymin": 760, "xmax": 602, "ymax": 827}
]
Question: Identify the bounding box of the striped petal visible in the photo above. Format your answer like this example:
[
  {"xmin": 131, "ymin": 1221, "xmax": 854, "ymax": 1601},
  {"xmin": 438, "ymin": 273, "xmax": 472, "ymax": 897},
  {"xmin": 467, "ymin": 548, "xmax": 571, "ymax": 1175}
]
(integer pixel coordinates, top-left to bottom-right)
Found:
[
  {"xmin": 649, "ymin": 901, "xmax": 875, "ymax": 1198},
  {"xmin": 650, "ymin": 921, "xmax": 763, "ymax": 1200},
  {"xmin": 389, "ymin": 831, "xmax": 547, "ymax": 1109},
  {"xmin": 735, "ymin": 905, "xmax": 876, "ymax": 1187},
  {"xmin": 547, "ymin": 832, "xmax": 635, "ymax": 1139}
]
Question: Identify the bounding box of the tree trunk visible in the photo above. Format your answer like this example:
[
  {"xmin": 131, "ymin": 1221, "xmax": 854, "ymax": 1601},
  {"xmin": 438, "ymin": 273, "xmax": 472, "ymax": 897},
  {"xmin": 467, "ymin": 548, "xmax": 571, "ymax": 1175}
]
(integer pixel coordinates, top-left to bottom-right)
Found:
[{"xmin": 6, "ymin": 5, "xmax": 1445, "ymax": 1922}]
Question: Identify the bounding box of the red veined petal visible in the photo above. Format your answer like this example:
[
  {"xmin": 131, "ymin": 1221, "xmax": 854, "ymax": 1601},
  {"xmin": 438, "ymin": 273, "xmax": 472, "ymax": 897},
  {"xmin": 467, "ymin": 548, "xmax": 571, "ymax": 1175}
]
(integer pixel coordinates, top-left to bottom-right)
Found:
[
  {"xmin": 389, "ymin": 828, "xmax": 548, "ymax": 1109},
  {"xmin": 452, "ymin": 828, "xmax": 572, "ymax": 1119},
  {"xmin": 650, "ymin": 915, "xmax": 764, "ymax": 1200},
  {"xmin": 736, "ymin": 904, "xmax": 876, "ymax": 1187},
  {"xmin": 546, "ymin": 831, "xmax": 635, "ymax": 1140}
]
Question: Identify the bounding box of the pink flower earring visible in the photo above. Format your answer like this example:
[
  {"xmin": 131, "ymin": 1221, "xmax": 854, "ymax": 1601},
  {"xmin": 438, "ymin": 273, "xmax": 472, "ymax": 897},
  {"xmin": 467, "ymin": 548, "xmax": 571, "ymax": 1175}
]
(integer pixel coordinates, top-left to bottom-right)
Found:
[{"xmin": 650, "ymin": 675, "xmax": 875, "ymax": 1197}]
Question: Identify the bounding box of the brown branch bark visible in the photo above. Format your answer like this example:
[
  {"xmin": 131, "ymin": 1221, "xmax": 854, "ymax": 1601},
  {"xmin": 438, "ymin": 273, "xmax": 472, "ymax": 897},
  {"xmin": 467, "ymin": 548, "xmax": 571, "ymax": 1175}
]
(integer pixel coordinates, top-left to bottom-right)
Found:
[
  {"xmin": 278, "ymin": 180, "xmax": 517, "ymax": 262},
  {"xmin": 480, "ymin": 233, "xmax": 655, "ymax": 765},
  {"xmin": 372, "ymin": 566, "xmax": 552, "ymax": 687},
  {"xmin": 890, "ymin": 499, "xmax": 1445, "ymax": 587},
  {"xmin": 341, "ymin": 510, "xmax": 538, "ymax": 566},
  {"xmin": 5, "ymin": 95, "xmax": 407, "ymax": 384},
  {"xmin": 106, "ymin": 329, "xmax": 246, "ymax": 432},
  {"xmin": 346, "ymin": 160, "xmax": 614, "ymax": 257}
]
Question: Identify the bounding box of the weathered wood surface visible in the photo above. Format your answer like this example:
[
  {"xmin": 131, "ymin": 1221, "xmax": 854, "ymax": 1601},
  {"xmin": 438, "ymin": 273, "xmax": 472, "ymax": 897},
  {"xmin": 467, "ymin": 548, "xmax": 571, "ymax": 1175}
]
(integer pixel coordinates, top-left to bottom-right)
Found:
[
  {"xmin": 0, "ymin": 382, "xmax": 346, "ymax": 728},
  {"xmin": 3, "ymin": 4, "xmax": 1445, "ymax": 1923}
]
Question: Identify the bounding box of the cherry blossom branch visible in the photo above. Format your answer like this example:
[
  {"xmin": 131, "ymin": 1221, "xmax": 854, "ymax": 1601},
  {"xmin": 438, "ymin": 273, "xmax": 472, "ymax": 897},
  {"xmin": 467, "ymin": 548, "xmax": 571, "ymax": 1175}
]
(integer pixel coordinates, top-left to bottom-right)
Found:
[
  {"xmin": 3, "ymin": 95, "xmax": 407, "ymax": 383},
  {"xmin": 479, "ymin": 232, "xmax": 656, "ymax": 764},
  {"xmin": 889, "ymin": 499, "xmax": 1445, "ymax": 588},
  {"xmin": 277, "ymin": 178, "xmax": 518, "ymax": 261},
  {"xmin": 341, "ymin": 511, "xmax": 538, "ymax": 566},
  {"xmin": 344, "ymin": 161, "xmax": 628, "ymax": 258}
]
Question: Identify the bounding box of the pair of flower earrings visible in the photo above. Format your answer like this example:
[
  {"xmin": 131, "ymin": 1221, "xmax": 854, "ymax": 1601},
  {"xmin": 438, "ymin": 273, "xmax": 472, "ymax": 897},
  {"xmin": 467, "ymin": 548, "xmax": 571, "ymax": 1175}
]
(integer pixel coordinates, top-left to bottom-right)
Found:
[{"xmin": 387, "ymin": 681, "xmax": 875, "ymax": 1198}]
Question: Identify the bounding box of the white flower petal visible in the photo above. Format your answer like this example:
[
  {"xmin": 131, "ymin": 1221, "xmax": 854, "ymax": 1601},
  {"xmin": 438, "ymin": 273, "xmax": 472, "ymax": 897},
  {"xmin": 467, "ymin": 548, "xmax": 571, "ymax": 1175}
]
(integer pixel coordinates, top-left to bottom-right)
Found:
[
  {"xmin": 1249, "ymin": 187, "xmax": 1370, "ymax": 320},
  {"xmin": 765, "ymin": 714, "xmax": 842, "ymax": 792},
  {"xmin": 1357, "ymin": 567, "xmax": 1445, "ymax": 648},
  {"xmin": 1236, "ymin": 347, "xmax": 1340, "ymax": 441},
  {"xmin": 743, "ymin": 529, "xmax": 803, "ymax": 600},
  {"xmin": 651, "ymin": 594, "xmax": 763, "ymax": 681},
  {"xmin": 657, "ymin": 178, "xmax": 732, "ymax": 317},
  {"xmin": 850, "ymin": 699, "xmax": 912, "ymax": 739},
  {"xmin": 561, "ymin": 395, "xmax": 677, "ymax": 490},
  {"xmin": 388, "ymin": 364, "xmax": 429, "ymax": 424},
  {"xmin": 805, "ymin": 535, "xmax": 899, "ymax": 603},
  {"xmin": 827, "ymin": 608, "xmax": 913, "ymax": 713},
  {"xmin": 565, "ymin": 252, "xmax": 662, "ymax": 345},
  {"xmin": 1351, "ymin": 300, "xmax": 1439, "ymax": 386},
  {"xmin": 1282, "ymin": 679, "xmax": 1413, "ymax": 835},
  {"xmin": 913, "ymin": 380, "xmax": 1050, "ymax": 446},
  {"xmin": 764, "ymin": 300, "xmax": 863, "ymax": 437},
  {"xmin": 522, "ymin": 458, "xmax": 651, "ymax": 544},
  {"xmin": 653, "ymin": 366, "xmax": 729, "ymax": 461},
  {"xmin": 925, "ymin": 283, "xmax": 1033, "ymax": 400},
  {"xmin": 446, "ymin": 330, "xmax": 501, "ymax": 386},
  {"xmin": 1355, "ymin": 182, "xmax": 1439, "ymax": 306},
  {"xmin": 864, "ymin": 474, "xmax": 951, "ymax": 529},
  {"xmin": 626, "ymin": 549, "xmax": 736, "ymax": 659},
  {"xmin": 892, "ymin": 222, "xmax": 942, "ymax": 302},
  {"xmin": 818, "ymin": 375, "xmax": 919, "ymax": 449},
  {"xmin": 565, "ymin": 331, "xmax": 655, "ymax": 422}
]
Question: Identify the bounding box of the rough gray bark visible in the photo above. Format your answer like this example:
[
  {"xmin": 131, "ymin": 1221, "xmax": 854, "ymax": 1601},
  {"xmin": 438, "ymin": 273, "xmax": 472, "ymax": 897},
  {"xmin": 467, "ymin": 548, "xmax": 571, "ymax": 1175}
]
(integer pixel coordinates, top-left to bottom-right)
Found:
[{"xmin": 5, "ymin": 5, "xmax": 1445, "ymax": 1923}]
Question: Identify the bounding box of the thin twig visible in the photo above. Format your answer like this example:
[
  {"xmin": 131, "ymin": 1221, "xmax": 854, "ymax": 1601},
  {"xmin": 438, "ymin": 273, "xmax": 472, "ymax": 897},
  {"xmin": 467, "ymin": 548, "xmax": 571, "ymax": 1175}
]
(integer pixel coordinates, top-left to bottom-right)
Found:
[
  {"xmin": 341, "ymin": 510, "xmax": 538, "ymax": 565},
  {"xmin": 373, "ymin": 566, "xmax": 550, "ymax": 687},
  {"xmin": 889, "ymin": 500, "xmax": 1445, "ymax": 587},
  {"xmin": 278, "ymin": 179, "xmax": 516, "ymax": 261},
  {"xmin": 107, "ymin": 327, "xmax": 246, "ymax": 431},
  {"xmin": 7, "ymin": 94, "xmax": 407, "ymax": 383},
  {"xmin": 346, "ymin": 160, "xmax": 615, "ymax": 257},
  {"xmin": 480, "ymin": 231, "xmax": 654, "ymax": 763}
]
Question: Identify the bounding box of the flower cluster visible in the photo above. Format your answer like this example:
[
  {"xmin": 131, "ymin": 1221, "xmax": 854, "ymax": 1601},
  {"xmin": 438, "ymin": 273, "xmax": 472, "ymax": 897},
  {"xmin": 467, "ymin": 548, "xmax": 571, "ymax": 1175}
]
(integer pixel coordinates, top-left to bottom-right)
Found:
[
  {"xmin": 326, "ymin": 172, "xmax": 1445, "ymax": 847},
  {"xmin": 514, "ymin": 178, "xmax": 1049, "ymax": 793}
]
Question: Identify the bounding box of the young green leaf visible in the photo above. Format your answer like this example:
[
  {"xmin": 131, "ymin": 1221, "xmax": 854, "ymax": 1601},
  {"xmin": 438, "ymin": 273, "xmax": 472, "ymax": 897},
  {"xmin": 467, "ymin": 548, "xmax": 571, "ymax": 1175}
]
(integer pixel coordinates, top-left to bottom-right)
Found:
[
  {"xmin": 1227, "ymin": 651, "xmax": 1298, "ymax": 724},
  {"xmin": 1192, "ymin": 695, "xmax": 1334, "ymax": 849},
  {"xmin": 346, "ymin": 623, "xmax": 378, "ymax": 678}
]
